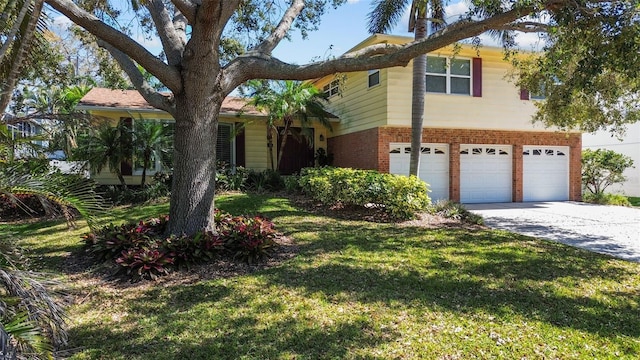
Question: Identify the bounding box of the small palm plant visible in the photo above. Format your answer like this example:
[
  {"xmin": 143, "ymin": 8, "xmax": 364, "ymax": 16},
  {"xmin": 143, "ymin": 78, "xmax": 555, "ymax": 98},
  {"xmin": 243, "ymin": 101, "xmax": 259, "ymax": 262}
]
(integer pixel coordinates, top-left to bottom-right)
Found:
[
  {"xmin": 73, "ymin": 120, "xmax": 132, "ymax": 188},
  {"xmin": 245, "ymin": 80, "xmax": 332, "ymax": 172},
  {"xmin": 0, "ymin": 162, "xmax": 104, "ymax": 359},
  {"xmin": 0, "ymin": 235, "xmax": 68, "ymax": 360}
]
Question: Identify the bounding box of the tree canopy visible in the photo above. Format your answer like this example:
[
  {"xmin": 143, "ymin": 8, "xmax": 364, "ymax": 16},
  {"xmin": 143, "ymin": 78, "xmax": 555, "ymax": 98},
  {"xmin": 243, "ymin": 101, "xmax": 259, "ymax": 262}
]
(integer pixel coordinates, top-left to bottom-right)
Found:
[{"xmin": 40, "ymin": 0, "xmax": 640, "ymax": 235}]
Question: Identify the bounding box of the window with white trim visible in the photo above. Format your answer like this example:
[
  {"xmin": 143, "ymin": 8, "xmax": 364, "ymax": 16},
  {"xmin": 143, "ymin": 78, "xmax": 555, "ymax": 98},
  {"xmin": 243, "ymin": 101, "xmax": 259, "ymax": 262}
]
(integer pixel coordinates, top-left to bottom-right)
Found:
[
  {"xmin": 426, "ymin": 56, "xmax": 471, "ymax": 95},
  {"xmin": 368, "ymin": 70, "xmax": 380, "ymax": 88},
  {"xmin": 323, "ymin": 80, "xmax": 340, "ymax": 97}
]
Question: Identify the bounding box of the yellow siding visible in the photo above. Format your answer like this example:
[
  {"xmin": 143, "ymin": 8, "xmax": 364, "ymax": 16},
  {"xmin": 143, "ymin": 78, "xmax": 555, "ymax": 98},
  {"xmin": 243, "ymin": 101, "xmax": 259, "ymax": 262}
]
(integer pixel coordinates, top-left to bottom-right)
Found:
[
  {"xmin": 321, "ymin": 70, "xmax": 388, "ymax": 136},
  {"xmin": 315, "ymin": 38, "xmax": 552, "ymax": 135},
  {"xmin": 386, "ymin": 48, "xmax": 547, "ymax": 132}
]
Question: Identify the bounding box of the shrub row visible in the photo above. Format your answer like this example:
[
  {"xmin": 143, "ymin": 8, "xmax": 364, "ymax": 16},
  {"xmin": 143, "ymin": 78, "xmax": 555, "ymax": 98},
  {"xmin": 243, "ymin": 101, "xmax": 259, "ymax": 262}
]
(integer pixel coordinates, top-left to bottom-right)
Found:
[
  {"xmin": 298, "ymin": 167, "xmax": 430, "ymax": 220},
  {"xmin": 83, "ymin": 210, "xmax": 278, "ymax": 280},
  {"xmin": 582, "ymin": 192, "xmax": 631, "ymax": 206}
]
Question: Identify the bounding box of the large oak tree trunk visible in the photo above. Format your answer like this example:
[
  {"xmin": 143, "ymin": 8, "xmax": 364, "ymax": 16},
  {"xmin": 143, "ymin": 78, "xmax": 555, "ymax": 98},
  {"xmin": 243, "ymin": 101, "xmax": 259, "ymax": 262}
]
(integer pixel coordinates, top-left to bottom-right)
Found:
[
  {"xmin": 168, "ymin": 94, "xmax": 220, "ymax": 235},
  {"xmin": 166, "ymin": 13, "xmax": 224, "ymax": 236},
  {"xmin": 409, "ymin": 17, "xmax": 428, "ymax": 176}
]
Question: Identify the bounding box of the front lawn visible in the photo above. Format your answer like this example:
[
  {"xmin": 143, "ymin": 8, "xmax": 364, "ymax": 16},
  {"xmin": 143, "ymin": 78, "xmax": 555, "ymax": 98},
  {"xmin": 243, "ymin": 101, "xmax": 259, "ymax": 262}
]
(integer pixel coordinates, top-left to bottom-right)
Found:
[{"xmin": 4, "ymin": 194, "xmax": 639, "ymax": 359}]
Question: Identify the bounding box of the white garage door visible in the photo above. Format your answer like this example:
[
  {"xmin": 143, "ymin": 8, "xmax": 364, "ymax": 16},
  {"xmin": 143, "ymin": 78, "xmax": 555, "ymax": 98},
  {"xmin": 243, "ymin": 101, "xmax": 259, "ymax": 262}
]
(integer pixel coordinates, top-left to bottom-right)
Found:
[
  {"xmin": 523, "ymin": 146, "xmax": 569, "ymax": 201},
  {"xmin": 460, "ymin": 145, "xmax": 512, "ymax": 203},
  {"xmin": 389, "ymin": 143, "xmax": 449, "ymax": 201}
]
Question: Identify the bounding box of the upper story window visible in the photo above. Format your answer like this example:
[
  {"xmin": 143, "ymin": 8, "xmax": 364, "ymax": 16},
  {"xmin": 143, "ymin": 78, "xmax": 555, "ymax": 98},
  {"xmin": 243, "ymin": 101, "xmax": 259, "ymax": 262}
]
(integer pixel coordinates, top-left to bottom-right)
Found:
[
  {"xmin": 323, "ymin": 80, "xmax": 340, "ymax": 98},
  {"xmin": 368, "ymin": 70, "xmax": 380, "ymax": 88},
  {"xmin": 426, "ymin": 56, "xmax": 471, "ymax": 95}
]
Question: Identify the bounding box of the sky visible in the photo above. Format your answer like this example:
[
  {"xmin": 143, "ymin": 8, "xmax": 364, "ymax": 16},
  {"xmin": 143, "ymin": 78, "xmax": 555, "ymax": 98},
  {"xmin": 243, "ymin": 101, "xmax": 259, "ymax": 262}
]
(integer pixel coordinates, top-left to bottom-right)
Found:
[
  {"xmin": 271, "ymin": 0, "xmax": 546, "ymax": 64},
  {"xmin": 51, "ymin": 0, "xmax": 546, "ymax": 68}
]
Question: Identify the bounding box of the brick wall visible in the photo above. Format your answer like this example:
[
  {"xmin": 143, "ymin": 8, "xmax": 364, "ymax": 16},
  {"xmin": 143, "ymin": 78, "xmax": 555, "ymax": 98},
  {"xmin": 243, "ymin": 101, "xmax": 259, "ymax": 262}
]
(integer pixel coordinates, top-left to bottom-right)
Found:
[
  {"xmin": 329, "ymin": 126, "xmax": 582, "ymax": 202},
  {"xmin": 327, "ymin": 128, "xmax": 380, "ymax": 169}
]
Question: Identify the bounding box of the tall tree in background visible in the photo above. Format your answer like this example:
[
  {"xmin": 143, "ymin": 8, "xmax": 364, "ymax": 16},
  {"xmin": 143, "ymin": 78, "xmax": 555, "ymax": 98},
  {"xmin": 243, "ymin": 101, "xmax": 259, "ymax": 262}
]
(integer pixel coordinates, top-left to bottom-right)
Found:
[
  {"xmin": 368, "ymin": 0, "xmax": 445, "ymax": 177},
  {"xmin": 42, "ymin": 0, "xmax": 640, "ymax": 235},
  {"xmin": 246, "ymin": 80, "xmax": 332, "ymax": 172},
  {"xmin": 0, "ymin": 0, "xmax": 46, "ymax": 119}
]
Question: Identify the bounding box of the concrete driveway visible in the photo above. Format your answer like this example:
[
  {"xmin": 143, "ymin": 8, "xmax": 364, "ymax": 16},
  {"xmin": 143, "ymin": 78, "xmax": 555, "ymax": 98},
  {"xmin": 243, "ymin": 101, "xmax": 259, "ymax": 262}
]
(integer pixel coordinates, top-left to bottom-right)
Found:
[{"xmin": 465, "ymin": 202, "xmax": 640, "ymax": 262}]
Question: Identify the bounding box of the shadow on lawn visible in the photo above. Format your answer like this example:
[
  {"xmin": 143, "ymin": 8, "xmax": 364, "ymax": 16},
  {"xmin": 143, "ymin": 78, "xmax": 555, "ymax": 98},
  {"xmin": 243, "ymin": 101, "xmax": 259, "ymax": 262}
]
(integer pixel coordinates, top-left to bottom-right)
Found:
[
  {"xmin": 64, "ymin": 217, "xmax": 639, "ymax": 358},
  {"xmin": 68, "ymin": 282, "xmax": 390, "ymax": 359},
  {"xmin": 262, "ymin": 223, "xmax": 639, "ymax": 339}
]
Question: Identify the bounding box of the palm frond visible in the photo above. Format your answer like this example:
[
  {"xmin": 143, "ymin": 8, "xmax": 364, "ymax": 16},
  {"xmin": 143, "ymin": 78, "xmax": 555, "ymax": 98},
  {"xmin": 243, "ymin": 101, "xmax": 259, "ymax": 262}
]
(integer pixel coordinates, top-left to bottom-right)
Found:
[{"xmin": 367, "ymin": 0, "xmax": 412, "ymax": 34}]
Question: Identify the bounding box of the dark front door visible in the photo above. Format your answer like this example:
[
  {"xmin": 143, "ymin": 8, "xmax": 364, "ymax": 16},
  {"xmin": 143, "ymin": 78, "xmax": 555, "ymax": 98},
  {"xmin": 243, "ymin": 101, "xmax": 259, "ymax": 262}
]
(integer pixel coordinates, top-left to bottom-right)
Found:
[{"xmin": 277, "ymin": 127, "xmax": 314, "ymax": 175}]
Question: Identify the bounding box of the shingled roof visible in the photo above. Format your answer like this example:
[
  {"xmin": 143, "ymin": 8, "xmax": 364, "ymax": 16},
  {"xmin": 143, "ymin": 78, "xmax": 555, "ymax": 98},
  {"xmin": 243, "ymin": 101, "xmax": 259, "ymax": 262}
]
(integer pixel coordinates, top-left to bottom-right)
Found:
[{"xmin": 78, "ymin": 88, "xmax": 265, "ymax": 116}]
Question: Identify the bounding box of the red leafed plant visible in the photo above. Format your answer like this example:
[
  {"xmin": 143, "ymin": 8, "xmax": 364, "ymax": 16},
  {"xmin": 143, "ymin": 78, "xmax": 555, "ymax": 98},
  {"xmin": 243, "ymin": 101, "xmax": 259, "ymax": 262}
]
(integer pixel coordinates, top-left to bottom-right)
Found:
[
  {"xmin": 83, "ymin": 210, "xmax": 280, "ymax": 280},
  {"xmin": 116, "ymin": 247, "xmax": 174, "ymax": 280}
]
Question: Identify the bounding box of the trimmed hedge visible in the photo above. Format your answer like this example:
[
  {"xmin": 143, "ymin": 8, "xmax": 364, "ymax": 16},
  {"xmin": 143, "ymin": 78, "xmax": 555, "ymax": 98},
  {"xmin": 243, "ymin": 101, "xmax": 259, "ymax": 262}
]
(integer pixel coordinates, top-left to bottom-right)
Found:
[{"xmin": 298, "ymin": 167, "xmax": 430, "ymax": 219}]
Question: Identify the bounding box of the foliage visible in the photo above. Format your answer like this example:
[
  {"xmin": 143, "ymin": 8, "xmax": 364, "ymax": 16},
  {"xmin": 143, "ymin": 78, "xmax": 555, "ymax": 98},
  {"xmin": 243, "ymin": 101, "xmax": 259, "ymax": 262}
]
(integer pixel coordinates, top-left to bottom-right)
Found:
[
  {"xmin": 581, "ymin": 149, "xmax": 634, "ymax": 196},
  {"xmin": 83, "ymin": 210, "xmax": 279, "ymax": 279},
  {"xmin": 314, "ymin": 147, "xmax": 333, "ymax": 167},
  {"xmin": 283, "ymin": 175, "xmax": 301, "ymax": 193},
  {"xmin": 582, "ymin": 192, "xmax": 632, "ymax": 207},
  {"xmin": 428, "ymin": 199, "xmax": 484, "ymax": 224},
  {"xmin": 215, "ymin": 210, "xmax": 279, "ymax": 263},
  {"xmin": 73, "ymin": 120, "xmax": 132, "ymax": 188},
  {"xmin": 629, "ymin": 197, "xmax": 640, "ymax": 207},
  {"xmin": 244, "ymin": 80, "xmax": 333, "ymax": 172},
  {"xmin": 131, "ymin": 120, "xmax": 173, "ymax": 187},
  {"xmin": 0, "ymin": 160, "xmax": 104, "ymax": 228},
  {"xmin": 0, "ymin": 234, "xmax": 67, "ymax": 360},
  {"xmin": 215, "ymin": 161, "xmax": 249, "ymax": 193},
  {"xmin": 246, "ymin": 169, "xmax": 285, "ymax": 192},
  {"xmin": 299, "ymin": 167, "xmax": 430, "ymax": 220},
  {"xmin": 514, "ymin": 2, "xmax": 640, "ymax": 135}
]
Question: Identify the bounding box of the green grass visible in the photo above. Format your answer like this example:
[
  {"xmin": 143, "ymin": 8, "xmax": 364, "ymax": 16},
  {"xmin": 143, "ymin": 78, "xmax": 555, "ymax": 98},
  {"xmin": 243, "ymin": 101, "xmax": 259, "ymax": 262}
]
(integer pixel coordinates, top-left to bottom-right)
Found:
[
  {"xmin": 628, "ymin": 196, "xmax": 640, "ymax": 207},
  {"xmin": 2, "ymin": 194, "xmax": 639, "ymax": 359}
]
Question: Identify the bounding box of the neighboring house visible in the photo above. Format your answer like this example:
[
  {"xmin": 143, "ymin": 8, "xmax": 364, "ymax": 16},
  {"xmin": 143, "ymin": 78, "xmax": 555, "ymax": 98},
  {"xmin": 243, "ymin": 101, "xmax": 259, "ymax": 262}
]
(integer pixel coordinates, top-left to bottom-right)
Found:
[
  {"xmin": 314, "ymin": 34, "xmax": 582, "ymax": 203},
  {"xmin": 582, "ymin": 124, "xmax": 640, "ymax": 197},
  {"xmin": 76, "ymin": 88, "xmax": 332, "ymax": 185}
]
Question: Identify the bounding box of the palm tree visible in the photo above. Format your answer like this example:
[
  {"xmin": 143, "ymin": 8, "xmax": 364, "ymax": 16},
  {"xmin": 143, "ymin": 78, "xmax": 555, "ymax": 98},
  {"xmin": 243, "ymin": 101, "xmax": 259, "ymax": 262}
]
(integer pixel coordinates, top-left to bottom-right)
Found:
[
  {"xmin": 132, "ymin": 120, "xmax": 172, "ymax": 187},
  {"xmin": 0, "ymin": 0, "xmax": 46, "ymax": 120},
  {"xmin": 246, "ymin": 80, "xmax": 332, "ymax": 172},
  {"xmin": 368, "ymin": 0, "xmax": 445, "ymax": 176},
  {"xmin": 0, "ymin": 162, "xmax": 104, "ymax": 359},
  {"xmin": 73, "ymin": 120, "xmax": 131, "ymax": 188}
]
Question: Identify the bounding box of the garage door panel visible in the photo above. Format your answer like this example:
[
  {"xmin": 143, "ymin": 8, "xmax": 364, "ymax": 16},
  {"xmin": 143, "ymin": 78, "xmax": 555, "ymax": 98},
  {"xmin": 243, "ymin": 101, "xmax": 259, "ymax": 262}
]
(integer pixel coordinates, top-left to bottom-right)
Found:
[
  {"xmin": 460, "ymin": 145, "xmax": 512, "ymax": 203},
  {"xmin": 523, "ymin": 146, "xmax": 569, "ymax": 201},
  {"xmin": 389, "ymin": 143, "xmax": 449, "ymax": 201}
]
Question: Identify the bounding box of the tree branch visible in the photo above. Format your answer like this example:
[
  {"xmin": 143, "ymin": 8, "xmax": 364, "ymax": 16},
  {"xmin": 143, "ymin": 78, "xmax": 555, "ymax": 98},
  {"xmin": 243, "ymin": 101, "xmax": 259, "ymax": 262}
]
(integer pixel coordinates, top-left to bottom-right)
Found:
[
  {"xmin": 99, "ymin": 40, "xmax": 176, "ymax": 115},
  {"xmin": 170, "ymin": 0, "xmax": 197, "ymax": 23},
  {"xmin": 45, "ymin": 0, "xmax": 182, "ymax": 92},
  {"xmin": 146, "ymin": 0, "xmax": 185, "ymax": 66},
  {"xmin": 499, "ymin": 21, "xmax": 549, "ymax": 33},
  {"xmin": 223, "ymin": 6, "xmax": 534, "ymax": 92},
  {"xmin": 208, "ymin": 0, "xmax": 242, "ymax": 41},
  {"xmin": 173, "ymin": 10, "xmax": 188, "ymax": 48},
  {"xmin": 252, "ymin": 0, "xmax": 305, "ymax": 55}
]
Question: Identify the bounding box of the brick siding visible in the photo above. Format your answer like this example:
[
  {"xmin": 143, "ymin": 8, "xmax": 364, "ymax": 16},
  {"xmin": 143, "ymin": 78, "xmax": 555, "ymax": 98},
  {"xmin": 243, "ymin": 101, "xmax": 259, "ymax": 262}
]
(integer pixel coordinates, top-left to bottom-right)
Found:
[{"xmin": 328, "ymin": 127, "xmax": 582, "ymax": 202}]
